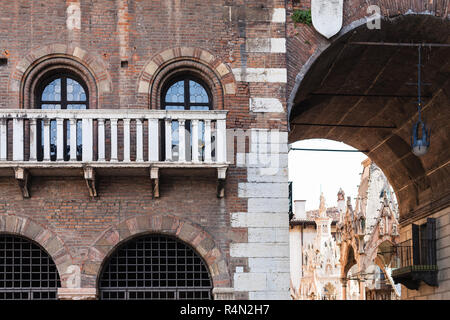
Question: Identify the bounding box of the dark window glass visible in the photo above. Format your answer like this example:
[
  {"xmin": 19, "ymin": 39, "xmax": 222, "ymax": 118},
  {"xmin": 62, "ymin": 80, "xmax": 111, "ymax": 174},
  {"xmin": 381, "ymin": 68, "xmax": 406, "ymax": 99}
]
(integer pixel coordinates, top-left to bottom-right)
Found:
[
  {"xmin": 162, "ymin": 77, "xmax": 212, "ymax": 161},
  {"xmin": 37, "ymin": 75, "xmax": 88, "ymax": 161}
]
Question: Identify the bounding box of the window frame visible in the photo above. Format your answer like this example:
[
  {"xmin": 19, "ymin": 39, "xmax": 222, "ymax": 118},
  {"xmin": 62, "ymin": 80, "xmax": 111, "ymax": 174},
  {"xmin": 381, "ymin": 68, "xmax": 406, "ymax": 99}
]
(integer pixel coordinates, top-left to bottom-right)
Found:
[
  {"xmin": 35, "ymin": 72, "xmax": 89, "ymax": 161},
  {"xmin": 36, "ymin": 73, "xmax": 89, "ymax": 110},
  {"xmin": 161, "ymin": 75, "xmax": 212, "ymax": 111}
]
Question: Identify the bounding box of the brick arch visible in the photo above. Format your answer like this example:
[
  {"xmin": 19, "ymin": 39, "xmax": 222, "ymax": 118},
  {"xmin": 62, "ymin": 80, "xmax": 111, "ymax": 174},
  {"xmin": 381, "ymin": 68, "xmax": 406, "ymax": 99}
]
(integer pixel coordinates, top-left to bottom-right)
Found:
[
  {"xmin": 84, "ymin": 214, "xmax": 232, "ymax": 290},
  {"xmin": 9, "ymin": 44, "xmax": 112, "ymax": 109},
  {"xmin": 0, "ymin": 214, "xmax": 73, "ymax": 287},
  {"xmin": 137, "ymin": 47, "xmax": 237, "ymax": 109}
]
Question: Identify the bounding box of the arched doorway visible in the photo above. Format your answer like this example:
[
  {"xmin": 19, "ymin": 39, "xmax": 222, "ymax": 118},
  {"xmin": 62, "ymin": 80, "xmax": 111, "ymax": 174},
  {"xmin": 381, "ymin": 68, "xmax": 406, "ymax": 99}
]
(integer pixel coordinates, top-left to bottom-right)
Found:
[
  {"xmin": 0, "ymin": 234, "xmax": 61, "ymax": 300},
  {"xmin": 98, "ymin": 234, "xmax": 213, "ymax": 300}
]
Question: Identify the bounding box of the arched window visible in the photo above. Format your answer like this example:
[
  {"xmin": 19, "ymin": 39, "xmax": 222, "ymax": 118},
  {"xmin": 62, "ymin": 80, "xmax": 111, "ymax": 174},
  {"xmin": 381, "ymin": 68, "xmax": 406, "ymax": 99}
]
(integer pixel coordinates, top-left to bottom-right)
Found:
[
  {"xmin": 99, "ymin": 234, "xmax": 213, "ymax": 300},
  {"xmin": 161, "ymin": 76, "xmax": 212, "ymax": 161},
  {"xmin": 0, "ymin": 234, "xmax": 61, "ymax": 300},
  {"xmin": 162, "ymin": 77, "xmax": 212, "ymax": 111},
  {"xmin": 36, "ymin": 74, "xmax": 88, "ymax": 161}
]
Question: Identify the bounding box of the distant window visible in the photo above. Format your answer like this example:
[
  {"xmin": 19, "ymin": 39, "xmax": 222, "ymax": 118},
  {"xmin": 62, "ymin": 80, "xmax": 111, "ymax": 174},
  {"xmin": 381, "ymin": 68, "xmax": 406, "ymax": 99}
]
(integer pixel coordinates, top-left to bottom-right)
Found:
[{"xmin": 36, "ymin": 75, "xmax": 88, "ymax": 161}]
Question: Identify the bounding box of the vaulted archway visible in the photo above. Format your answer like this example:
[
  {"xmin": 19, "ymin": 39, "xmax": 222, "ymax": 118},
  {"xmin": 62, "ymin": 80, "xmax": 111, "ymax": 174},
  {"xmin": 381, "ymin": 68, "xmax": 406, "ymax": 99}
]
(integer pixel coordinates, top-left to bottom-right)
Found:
[{"xmin": 288, "ymin": 14, "xmax": 450, "ymax": 222}]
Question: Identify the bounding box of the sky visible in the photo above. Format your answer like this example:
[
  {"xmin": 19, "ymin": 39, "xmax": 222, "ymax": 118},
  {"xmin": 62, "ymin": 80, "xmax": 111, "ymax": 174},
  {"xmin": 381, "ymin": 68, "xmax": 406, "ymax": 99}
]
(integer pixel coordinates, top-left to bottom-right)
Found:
[{"xmin": 288, "ymin": 139, "xmax": 368, "ymax": 212}]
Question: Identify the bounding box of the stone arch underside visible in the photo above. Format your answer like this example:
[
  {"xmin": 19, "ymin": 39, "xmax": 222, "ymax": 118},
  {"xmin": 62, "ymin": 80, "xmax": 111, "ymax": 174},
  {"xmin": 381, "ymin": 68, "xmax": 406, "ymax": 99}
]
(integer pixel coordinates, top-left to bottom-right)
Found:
[{"xmin": 288, "ymin": 13, "xmax": 450, "ymax": 221}]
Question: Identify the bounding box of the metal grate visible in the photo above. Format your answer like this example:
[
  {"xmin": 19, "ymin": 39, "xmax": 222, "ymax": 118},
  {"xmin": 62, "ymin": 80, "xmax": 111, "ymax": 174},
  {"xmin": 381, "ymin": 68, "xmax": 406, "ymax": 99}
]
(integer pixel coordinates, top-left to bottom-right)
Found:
[
  {"xmin": 0, "ymin": 234, "xmax": 61, "ymax": 300},
  {"xmin": 99, "ymin": 234, "xmax": 213, "ymax": 300}
]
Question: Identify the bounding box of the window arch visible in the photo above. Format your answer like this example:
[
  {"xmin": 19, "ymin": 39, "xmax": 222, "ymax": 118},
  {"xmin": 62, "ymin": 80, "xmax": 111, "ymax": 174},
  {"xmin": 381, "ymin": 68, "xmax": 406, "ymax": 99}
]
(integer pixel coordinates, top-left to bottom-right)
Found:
[
  {"xmin": 35, "ymin": 72, "xmax": 89, "ymax": 161},
  {"xmin": 98, "ymin": 234, "xmax": 213, "ymax": 300},
  {"xmin": 0, "ymin": 234, "xmax": 61, "ymax": 300}
]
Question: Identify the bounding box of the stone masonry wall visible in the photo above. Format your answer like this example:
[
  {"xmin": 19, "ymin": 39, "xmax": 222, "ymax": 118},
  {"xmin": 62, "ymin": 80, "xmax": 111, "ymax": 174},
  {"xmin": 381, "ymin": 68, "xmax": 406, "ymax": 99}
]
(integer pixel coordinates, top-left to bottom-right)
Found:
[{"xmin": 0, "ymin": 0, "xmax": 290, "ymax": 299}]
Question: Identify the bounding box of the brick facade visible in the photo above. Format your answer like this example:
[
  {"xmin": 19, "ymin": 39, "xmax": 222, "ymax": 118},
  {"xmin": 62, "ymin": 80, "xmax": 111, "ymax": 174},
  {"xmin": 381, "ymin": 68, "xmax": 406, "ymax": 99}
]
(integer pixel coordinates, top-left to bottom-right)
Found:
[{"xmin": 0, "ymin": 0, "xmax": 448, "ymax": 300}]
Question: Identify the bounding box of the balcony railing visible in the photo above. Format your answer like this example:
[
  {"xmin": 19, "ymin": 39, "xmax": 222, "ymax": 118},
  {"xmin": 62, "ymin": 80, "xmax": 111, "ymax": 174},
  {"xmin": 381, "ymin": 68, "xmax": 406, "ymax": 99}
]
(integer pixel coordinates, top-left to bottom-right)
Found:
[
  {"xmin": 0, "ymin": 109, "xmax": 227, "ymax": 165},
  {"xmin": 391, "ymin": 238, "xmax": 438, "ymax": 289}
]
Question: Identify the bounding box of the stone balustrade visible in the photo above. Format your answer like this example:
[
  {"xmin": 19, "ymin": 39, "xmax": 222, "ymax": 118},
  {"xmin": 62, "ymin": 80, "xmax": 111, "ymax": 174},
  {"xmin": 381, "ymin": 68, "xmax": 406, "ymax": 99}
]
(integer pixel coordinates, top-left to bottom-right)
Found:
[{"xmin": 0, "ymin": 109, "xmax": 228, "ymax": 165}]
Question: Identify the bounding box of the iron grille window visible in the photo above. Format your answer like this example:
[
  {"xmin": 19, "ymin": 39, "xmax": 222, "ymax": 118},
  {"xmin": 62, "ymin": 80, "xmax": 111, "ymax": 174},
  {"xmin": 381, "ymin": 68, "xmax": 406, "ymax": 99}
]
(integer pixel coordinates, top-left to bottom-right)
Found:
[
  {"xmin": 99, "ymin": 234, "xmax": 213, "ymax": 300},
  {"xmin": 0, "ymin": 234, "xmax": 61, "ymax": 300}
]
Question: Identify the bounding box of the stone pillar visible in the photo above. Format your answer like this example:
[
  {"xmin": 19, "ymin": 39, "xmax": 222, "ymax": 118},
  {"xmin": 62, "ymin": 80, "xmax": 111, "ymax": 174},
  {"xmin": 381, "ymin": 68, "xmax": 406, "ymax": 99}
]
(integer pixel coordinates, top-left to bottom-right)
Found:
[
  {"xmin": 359, "ymin": 278, "xmax": 366, "ymax": 300},
  {"xmin": 341, "ymin": 278, "xmax": 347, "ymax": 300}
]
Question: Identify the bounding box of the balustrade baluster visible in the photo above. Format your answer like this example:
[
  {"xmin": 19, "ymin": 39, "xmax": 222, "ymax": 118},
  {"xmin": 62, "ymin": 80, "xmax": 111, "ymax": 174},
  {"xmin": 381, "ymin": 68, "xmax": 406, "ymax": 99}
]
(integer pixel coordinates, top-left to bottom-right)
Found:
[
  {"xmin": 204, "ymin": 120, "xmax": 212, "ymax": 163},
  {"xmin": 178, "ymin": 119, "xmax": 186, "ymax": 162},
  {"xmin": 82, "ymin": 118, "xmax": 93, "ymax": 162},
  {"xmin": 136, "ymin": 119, "xmax": 143, "ymax": 162},
  {"xmin": 0, "ymin": 119, "xmax": 6, "ymax": 161},
  {"xmin": 43, "ymin": 119, "xmax": 51, "ymax": 161},
  {"xmin": 165, "ymin": 118, "xmax": 172, "ymax": 161},
  {"xmin": 191, "ymin": 119, "xmax": 199, "ymax": 163},
  {"xmin": 56, "ymin": 118, "xmax": 64, "ymax": 161},
  {"xmin": 148, "ymin": 118, "xmax": 159, "ymax": 162},
  {"xmin": 110, "ymin": 119, "xmax": 118, "ymax": 162},
  {"xmin": 69, "ymin": 119, "xmax": 77, "ymax": 161},
  {"xmin": 98, "ymin": 119, "xmax": 105, "ymax": 162},
  {"xmin": 29, "ymin": 119, "xmax": 37, "ymax": 161},
  {"xmin": 13, "ymin": 118, "xmax": 24, "ymax": 161},
  {"xmin": 123, "ymin": 118, "xmax": 131, "ymax": 162}
]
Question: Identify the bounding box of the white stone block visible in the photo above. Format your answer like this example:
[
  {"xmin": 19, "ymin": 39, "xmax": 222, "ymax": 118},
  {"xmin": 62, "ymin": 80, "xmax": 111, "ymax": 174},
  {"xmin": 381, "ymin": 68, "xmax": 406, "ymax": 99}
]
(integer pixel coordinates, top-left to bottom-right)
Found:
[
  {"xmin": 234, "ymin": 273, "xmax": 267, "ymax": 291},
  {"xmin": 267, "ymin": 272, "xmax": 290, "ymax": 291},
  {"xmin": 245, "ymin": 153, "xmax": 289, "ymax": 169},
  {"xmin": 246, "ymin": 38, "xmax": 286, "ymax": 53},
  {"xmin": 231, "ymin": 212, "xmax": 288, "ymax": 228},
  {"xmin": 246, "ymin": 167, "xmax": 288, "ymax": 183},
  {"xmin": 248, "ymin": 198, "xmax": 289, "ymax": 213},
  {"xmin": 232, "ymin": 68, "xmax": 287, "ymax": 83},
  {"xmin": 248, "ymin": 227, "xmax": 289, "ymax": 243},
  {"xmin": 249, "ymin": 291, "xmax": 290, "ymax": 300},
  {"xmin": 238, "ymin": 182, "xmax": 288, "ymax": 198},
  {"xmin": 248, "ymin": 257, "xmax": 290, "ymax": 273},
  {"xmin": 272, "ymin": 8, "xmax": 286, "ymax": 23},
  {"xmin": 230, "ymin": 243, "xmax": 289, "ymax": 258},
  {"xmin": 270, "ymin": 38, "xmax": 286, "ymax": 53},
  {"xmin": 250, "ymin": 98, "xmax": 284, "ymax": 113}
]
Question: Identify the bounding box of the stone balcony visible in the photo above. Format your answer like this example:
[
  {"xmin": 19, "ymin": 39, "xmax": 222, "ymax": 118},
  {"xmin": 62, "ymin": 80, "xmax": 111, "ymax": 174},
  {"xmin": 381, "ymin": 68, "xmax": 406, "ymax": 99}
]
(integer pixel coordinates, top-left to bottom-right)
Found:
[{"xmin": 0, "ymin": 109, "xmax": 228, "ymax": 198}]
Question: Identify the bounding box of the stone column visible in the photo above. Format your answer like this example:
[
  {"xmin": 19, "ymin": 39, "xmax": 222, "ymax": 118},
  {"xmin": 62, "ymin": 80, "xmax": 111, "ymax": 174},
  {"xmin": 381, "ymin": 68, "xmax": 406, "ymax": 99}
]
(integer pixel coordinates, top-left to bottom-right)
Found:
[
  {"xmin": 341, "ymin": 278, "xmax": 347, "ymax": 300},
  {"xmin": 359, "ymin": 278, "xmax": 366, "ymax": 300}
]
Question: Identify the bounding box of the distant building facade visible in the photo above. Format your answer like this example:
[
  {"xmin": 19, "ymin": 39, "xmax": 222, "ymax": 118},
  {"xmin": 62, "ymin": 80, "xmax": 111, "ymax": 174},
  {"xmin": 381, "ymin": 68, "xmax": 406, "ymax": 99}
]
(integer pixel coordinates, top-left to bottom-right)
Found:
[{"xmin": 290, "ymin": 159, "xmax": 401, "ymax": 300}]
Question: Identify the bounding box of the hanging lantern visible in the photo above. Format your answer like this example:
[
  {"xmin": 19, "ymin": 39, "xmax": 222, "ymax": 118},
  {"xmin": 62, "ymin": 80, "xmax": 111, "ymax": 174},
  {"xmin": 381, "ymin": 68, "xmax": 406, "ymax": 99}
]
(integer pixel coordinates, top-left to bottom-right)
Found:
[
  {"xmin": 411, "ymin": 46, "xmax": 430, "ymax": 157},
  {"xmin": 411, "ymin": 118, "xmax": 430, "ymax": 157}
]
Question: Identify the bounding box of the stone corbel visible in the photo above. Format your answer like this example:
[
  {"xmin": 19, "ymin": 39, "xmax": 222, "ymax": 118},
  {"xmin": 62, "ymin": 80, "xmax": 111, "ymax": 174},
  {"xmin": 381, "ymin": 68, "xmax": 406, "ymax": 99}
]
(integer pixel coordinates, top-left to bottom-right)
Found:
[
  {"xmin": 83, "ymin": 167, "xmax": 97, "ymax": 197},
  {"xmin": 150, "ymin": 167, "xmax": 159, "ymax": 198},
  {"xmin": 14, "ymin": 167, "xmax": 30, "ymax": 198},
  {"xmin": 217, "ymin": 167, "xmax": 227, "ymax": 198}
]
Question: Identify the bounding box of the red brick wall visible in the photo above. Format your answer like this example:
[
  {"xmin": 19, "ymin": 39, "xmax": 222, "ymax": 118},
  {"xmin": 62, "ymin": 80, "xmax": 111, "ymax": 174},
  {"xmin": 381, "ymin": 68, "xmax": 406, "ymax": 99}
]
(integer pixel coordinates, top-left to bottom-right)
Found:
[{"xmin": 0, "ymin": 0, "xmax": 289, "ymax": 294}]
